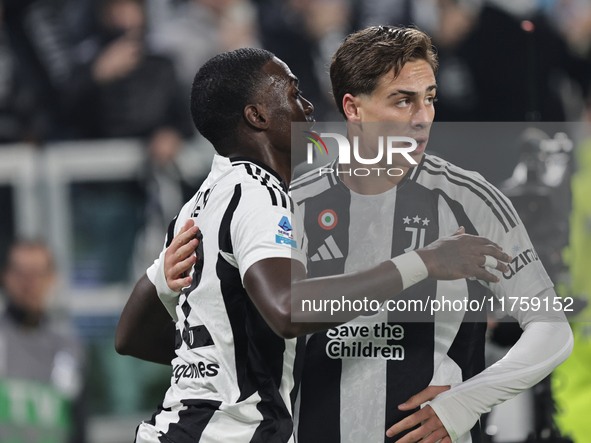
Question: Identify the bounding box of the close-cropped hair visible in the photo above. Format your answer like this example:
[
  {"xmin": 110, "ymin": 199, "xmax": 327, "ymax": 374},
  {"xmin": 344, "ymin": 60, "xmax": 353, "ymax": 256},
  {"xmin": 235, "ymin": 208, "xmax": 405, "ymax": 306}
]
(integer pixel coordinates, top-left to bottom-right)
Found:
[
  {"xmin": 330, "ymin": 26, "xmax": 438, "ymax": 118},
  {"xmin": 190, "ymin": 48, "xmax": 275, "ymax": 153}
]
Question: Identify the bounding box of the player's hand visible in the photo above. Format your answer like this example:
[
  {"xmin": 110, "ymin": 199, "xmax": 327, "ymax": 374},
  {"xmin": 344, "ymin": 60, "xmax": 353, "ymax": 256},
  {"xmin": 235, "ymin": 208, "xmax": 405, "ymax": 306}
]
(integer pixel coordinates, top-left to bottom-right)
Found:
[
  {"xmin": 164, "ymin": 219, "xmax": 200, "ymax": 292},
  {"xmin": 386, "ymin": 385, "xmax": 451, "ymax": 442},
  {"xmin": 416, "ymin": 227, "xmax": 512, "ymax": 284}
]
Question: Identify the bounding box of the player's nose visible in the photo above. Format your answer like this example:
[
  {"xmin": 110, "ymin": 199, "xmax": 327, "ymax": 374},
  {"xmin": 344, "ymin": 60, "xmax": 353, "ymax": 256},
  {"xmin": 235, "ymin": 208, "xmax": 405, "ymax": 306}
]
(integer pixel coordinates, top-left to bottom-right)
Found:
[
  {"xmin": 411, "ymin": 103, "xmax": 431, "ymax": 129},
  {"xmin": 302, "ymin": 95, "xmax": 314, "ymax": 115}
]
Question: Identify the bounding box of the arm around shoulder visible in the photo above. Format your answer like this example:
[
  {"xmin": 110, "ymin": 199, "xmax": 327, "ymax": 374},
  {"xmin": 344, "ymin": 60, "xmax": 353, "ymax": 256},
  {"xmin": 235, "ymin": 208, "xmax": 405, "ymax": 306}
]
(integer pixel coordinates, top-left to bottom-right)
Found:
[{"xmin": 242, "ymin": 228, "xmax": 513, "ymax": 339}]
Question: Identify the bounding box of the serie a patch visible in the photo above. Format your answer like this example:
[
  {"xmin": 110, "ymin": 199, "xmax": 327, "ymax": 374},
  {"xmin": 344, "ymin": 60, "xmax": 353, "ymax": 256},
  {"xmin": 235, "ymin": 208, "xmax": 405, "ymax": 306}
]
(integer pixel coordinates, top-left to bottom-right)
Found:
[{"xmin": 276, "ymin": 216, "xmax": 297, "ymax": 248}]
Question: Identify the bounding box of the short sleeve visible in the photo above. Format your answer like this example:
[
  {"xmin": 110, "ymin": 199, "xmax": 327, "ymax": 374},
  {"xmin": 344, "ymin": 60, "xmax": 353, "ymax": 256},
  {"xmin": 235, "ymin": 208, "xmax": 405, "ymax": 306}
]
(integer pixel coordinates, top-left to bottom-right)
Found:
[
  {"xmin": 231, "ymin": 189, "xmax": 307, "ymax": 282},
  {"xmin": 487, "ymin": 217, "xmax": 554, "ymax": 303},
  {"xmin": 462, "ymin": 179, "xmax": 554, "ymax": 308}
]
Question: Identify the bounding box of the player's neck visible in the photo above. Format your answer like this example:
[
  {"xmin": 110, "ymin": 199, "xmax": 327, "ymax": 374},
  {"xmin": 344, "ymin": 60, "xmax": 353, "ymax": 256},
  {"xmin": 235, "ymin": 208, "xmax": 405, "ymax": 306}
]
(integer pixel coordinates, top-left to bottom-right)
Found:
[
  {"xmin": 258, "ymin": 152, "xmax": 292, "ymax": 187},
  {"xmin": 224, "ymin": 129, "xmax": 293, "ymax": 185}
]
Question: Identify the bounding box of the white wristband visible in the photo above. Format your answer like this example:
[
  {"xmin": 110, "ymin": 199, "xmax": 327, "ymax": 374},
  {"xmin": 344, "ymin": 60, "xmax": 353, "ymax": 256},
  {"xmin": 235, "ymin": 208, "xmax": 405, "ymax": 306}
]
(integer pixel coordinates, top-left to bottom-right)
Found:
[
  {"xmin": 154, "ymin": 249, "xmax": 181, "ymax": 322},
  {"xmin": 390, "ymin": 251, "xmax": 429, "ymax": 290}
]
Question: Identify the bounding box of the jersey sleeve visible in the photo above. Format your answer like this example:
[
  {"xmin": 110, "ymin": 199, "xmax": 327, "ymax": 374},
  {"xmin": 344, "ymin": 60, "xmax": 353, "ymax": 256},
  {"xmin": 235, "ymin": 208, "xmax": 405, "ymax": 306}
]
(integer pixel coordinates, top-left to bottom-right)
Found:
[
  {"xmin": 429, "ymin": 288, "xmax": 573, "ymax": 441},
  {"xmin": 460, "ymin": 174, "xmax": 554, "ymax": 310},
  {"xmin": 231, "ymin": 188, "xmax": 307, "ymax": 282},
  {"xmin": 431, "ymin": 172, "xmax": 572, "ymax": 441}
]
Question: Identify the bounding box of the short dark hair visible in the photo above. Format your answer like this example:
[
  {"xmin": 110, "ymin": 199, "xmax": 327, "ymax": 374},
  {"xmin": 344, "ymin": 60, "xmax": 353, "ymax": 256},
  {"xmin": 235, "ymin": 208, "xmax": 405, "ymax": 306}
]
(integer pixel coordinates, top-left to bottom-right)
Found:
[
  {"xmin": 190, "ymin": 48, "xmax": 275, "ymax": 152},
  {"xmin": 330, "ymin": 26, "xmax": 438, "ymax": 118}
]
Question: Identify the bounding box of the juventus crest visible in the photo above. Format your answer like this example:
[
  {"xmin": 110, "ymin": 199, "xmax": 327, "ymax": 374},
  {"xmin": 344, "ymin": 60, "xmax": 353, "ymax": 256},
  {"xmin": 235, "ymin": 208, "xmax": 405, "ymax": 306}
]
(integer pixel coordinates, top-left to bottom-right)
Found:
[{"xmin": 402, "ymin": 215, "xmax": 430, "ymax": 252}]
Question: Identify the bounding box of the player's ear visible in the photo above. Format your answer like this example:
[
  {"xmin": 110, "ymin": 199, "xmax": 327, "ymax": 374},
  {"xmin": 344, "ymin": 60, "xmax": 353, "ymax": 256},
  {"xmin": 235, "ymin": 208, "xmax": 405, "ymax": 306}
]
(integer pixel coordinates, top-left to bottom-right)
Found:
[
  {"xmin": 244, "ymin": 104, "xmax": 269, "ymax": 130},
  {"xmin": 342, "ymin": 93, "xmax": 362, "ymax": 122}
]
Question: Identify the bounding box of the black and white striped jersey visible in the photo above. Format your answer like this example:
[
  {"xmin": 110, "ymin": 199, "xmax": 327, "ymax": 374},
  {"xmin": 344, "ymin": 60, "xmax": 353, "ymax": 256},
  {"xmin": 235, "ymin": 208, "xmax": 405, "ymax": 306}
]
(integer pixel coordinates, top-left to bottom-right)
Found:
[
  {"xmin": 290, "ymin": 154, "xmax": 553, "ymax": 443},
  {"xmin": 139, "ymin": 154, "xmax": 307, "ymax": 443}
]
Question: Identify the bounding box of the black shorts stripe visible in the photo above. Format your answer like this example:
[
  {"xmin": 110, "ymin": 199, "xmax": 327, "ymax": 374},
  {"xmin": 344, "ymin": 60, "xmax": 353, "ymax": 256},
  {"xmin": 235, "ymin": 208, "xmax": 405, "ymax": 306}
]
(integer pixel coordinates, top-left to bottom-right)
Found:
[
  {"xmin": 134, "ymin": 403, "xmax": 171, "ymax": 443},
  {"xmin": 423, "ymin": 165, "xmax": 510, "ymax": 233},
  {"xmin": 148, "ymin": 403, "xmax": 168, "ymax": 426},
  {"xmin": 160, "ymin": 399, "xmax": 222, "ymax": 443},
  {"xmin": 424, "ymin": 157, "xmax": 518, "ymax": 228}
]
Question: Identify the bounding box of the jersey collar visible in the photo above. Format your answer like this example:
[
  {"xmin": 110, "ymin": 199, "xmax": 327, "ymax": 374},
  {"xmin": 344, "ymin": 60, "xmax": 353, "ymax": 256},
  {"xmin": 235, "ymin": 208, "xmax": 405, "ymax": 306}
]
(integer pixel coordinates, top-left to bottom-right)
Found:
[{"xmin": 229, "ymin": 156, "xmax": 288, "ymax": 192}]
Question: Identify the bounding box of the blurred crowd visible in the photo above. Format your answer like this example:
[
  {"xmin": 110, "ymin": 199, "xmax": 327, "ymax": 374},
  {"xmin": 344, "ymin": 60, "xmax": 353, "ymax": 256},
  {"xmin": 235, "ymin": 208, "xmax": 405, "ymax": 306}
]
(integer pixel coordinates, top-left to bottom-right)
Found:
[
  {"xmin": 1, "ymin": 0, "xmax": 591, "ymax": 148},
  {"xmin": 0, "ymin": 240, "xmax": 86, "ymax": 442}
]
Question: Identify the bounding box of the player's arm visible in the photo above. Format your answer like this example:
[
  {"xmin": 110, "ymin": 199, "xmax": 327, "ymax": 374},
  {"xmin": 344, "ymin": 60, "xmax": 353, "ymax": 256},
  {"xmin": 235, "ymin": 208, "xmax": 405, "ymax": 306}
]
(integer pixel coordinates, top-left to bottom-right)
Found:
[
  {"xmin": 386, "ymin": 187, "xmax": 575, "ymax": 442},
  {"xmin": 404, "ymin": 288, "xmax": 573, "ymax": 443},
  {"xmin": 115, "ymin": 220, "xmax": 199, "ymax": 364},
  {"xmin": 383, "ymin": 295, "xmax": 573, "ymax": 443},
  {"xmin": 243, "ymin": 228, "xmax": 512, "ymax": 338},
  {"xmin": 115, "ymin": 274, "xmax": 177, "ymax": 365}
]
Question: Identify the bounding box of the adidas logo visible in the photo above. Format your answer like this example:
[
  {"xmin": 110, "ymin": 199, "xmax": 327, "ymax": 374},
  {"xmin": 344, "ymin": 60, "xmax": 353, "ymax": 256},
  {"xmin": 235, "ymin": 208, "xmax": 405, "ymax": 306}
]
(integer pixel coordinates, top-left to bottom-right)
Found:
[{"xmin": 310, "ymin": 235, "xmax": 343, "ymax": 262}]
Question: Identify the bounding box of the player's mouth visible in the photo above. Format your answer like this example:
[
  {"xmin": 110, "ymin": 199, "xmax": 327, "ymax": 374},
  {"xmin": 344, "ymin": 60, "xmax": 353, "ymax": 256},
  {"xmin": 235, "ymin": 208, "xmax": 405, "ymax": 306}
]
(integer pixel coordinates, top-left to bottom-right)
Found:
[{"xmin": 412, "ymin": 138, "xmax": 428, "ymax": 154}]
